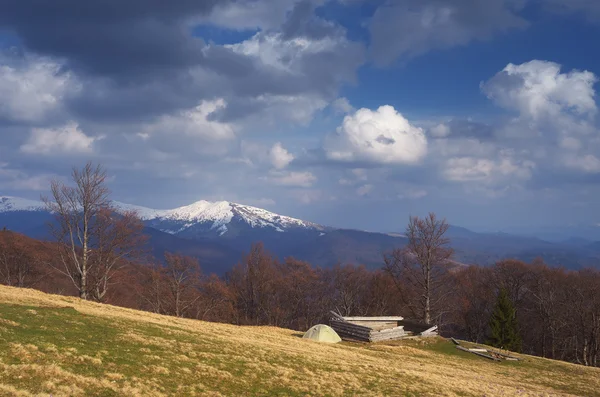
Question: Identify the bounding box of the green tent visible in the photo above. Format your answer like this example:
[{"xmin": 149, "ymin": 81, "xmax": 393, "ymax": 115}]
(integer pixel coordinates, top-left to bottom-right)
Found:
[{"xmin": 302, "ymin": 324, "xmax": 342, "ymax": 343}]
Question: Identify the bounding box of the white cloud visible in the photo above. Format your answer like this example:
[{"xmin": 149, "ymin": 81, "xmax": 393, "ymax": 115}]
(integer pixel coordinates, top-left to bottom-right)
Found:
[
  {"xmin": 325, "ymin": 105, "xmax": 428, "ymax": 164},
  {"xmin": 563, "ymin": 154, "xmax": 600, "ymax": 173},
  {"xmin": 223, "ymin": 30, "xmax": 362, "ymax": 125},
  {"xmin": 20, "ymin": 122, "xmax": 98, "ymax": 155},
  {"xmin": 0, "ymin": 163, "xmax": 61, "ymax": 191},
  {"xmin": 430, "ymin": 123, "xmax": 451, "ymax": 138},
  {"xmin": 356, "ymin": 184, "xmax": 373, "ymax": 196},
  {"xmin": 270, "ymin": 142, "xmax": 295, "ymax": 169},
  {"xmin": 263, "ymin": 170, "xmax": 317, "ymax": 188},
  {"xmin": 481, "ymin": 60, "xmax": 597, "ymax": 120},
  {"xmin": 482, "ymin": 60, "xmax": 600, "ymax": 177},
  {"xmin": 443, "ymin": 155, "xmax": 535, "ymax": 183},
  {"xmin": 398, "ymin": 189, "xmax": 428, "ymax": 199},
  {"xmin": 0, "ymin": 55, "xmax": 78, "ymax": 123},
  {"xmin": 331, "ymin": 97, "xmax": 354, "ymax": 114},
  {"xmin": 145, "ymin": 99, "xmax": 235, "ymax": 141}
]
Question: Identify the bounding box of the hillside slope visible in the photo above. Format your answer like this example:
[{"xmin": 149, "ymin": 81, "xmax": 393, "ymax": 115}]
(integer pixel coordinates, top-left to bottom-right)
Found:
[{"xmin": 1, "ymin": 286, "xmax": 599, "ymax": 396}]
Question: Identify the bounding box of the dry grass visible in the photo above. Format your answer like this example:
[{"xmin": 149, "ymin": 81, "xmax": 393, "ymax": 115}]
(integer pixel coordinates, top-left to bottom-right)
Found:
[{"xmin": 0, "ymin": 285, "xmax": 599, "ymax": 396}]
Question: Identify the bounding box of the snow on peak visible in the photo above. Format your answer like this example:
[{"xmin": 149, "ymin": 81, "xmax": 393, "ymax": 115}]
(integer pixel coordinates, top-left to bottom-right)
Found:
[
  {"xmin": 231, "ymin": 203, "xmax": 317, "ymax": 230},
  {"xmin": 113, "ymin": 199, "xmax": 319, "ymax": 233},
  {"xmin": 1, "ymin": 195, "xmax": 322, "ymax": 233},
  {"xmin": 0, "ymin": 196, "xmax": 46, "ymax": 213}
]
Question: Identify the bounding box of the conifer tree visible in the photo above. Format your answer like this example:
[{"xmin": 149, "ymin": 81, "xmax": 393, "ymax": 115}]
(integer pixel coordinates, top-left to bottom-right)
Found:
[{"xmin": 487, "ymin": 288, "xmax": 522, "ymax": 352}]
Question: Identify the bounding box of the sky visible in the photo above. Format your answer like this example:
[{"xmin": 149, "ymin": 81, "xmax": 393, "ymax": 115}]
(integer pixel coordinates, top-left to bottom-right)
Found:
[{"xmin": 1, "ymin": 0, "xmax": 600, "ymax": 233}]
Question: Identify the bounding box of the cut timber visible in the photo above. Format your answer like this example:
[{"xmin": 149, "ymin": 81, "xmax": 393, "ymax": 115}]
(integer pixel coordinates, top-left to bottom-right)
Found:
[
  {"xmin": 489, "ymin": 350, "xmax": 522, "ymax": 361},
  {"xmin": 329, "ymin": 311, "xmax": 344, "ymax": 321},
  {"xmin": 330, "ymin": 319, "xmax": 406, "ymax": 342},
  {"xmin": 468, "ymin": 348, "xmax": 489, "ymax": 353},
  {"xmin": 420, "ymin": 325, "xmax": 438, "ymax": 335},
  {"xmin": 450, "ymin": 337, "xmax": 460, "ymax": 345},
  {"xmin": 341, "ymin": 316, "xmax": 404, "ymax": 321},
  {"xmin": 456, "ymin": 346, "xmax": 501, "ymax": 361}
]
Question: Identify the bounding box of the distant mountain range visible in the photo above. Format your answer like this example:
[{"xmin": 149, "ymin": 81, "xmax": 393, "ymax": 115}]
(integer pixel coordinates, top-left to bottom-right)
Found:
[{"xmin": 2, "ymin": 195, "xmax": 600, "ymax": 274}]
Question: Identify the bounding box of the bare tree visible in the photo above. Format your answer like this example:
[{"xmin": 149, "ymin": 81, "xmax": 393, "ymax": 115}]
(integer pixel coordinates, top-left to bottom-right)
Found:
[
  {"xmin": 0, "ymin": 232, "xmax": 42, "ymax": 288},
  {"xmin": 43, "ymin": 162, "xmax": 146, "ymax": 300},
  {"xmin": 163, "ymin": 252, "xmax": 202, "ymax": 317},
  {"xmin": 384, "ymin": 212, "xmax": 453, "ymax": 325},
  {"xmin": 88, "ymin": 208, "xmax": 147, "ymax": 302}
]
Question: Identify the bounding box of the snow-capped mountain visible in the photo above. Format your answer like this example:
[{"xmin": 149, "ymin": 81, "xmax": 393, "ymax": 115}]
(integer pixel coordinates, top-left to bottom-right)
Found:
[
  {"xmin": 0, "ymin": 196, "xmax": 47, "ymax": 213},
  {"xmin": 112, "ymin": 199, "xmax": 325, "ymax": 237},
  {"xmin": 0, "ymin": 195, "xmax": 325, "ymax": 238}
]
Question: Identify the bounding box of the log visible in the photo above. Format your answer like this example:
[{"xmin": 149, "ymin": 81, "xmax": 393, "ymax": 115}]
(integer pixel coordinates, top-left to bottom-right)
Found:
[
  {"xmin": 450, "ymin": 337, "xmax": 460, "ymax": 345},
  {"xmin": 456, "ymin": 345, "xmax": 501, "ymax": 361}
]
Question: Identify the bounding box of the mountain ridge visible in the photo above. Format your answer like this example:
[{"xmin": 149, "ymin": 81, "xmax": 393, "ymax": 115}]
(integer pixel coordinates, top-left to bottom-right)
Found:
[{"xmin": 3, "ymin": 195, "xmax": 600, "ymax": 272}]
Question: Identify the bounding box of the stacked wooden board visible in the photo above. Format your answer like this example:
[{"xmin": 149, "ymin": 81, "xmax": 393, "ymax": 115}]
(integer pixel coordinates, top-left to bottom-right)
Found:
[{"xmin": 329, "ymin": 312, "xmax": 422, "ymax": 342}]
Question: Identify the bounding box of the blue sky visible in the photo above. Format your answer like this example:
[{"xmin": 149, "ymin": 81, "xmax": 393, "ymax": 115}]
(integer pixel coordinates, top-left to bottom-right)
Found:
[{"xmin": 1, "ymin": 0, "xmax": 600, "ymax": 233}]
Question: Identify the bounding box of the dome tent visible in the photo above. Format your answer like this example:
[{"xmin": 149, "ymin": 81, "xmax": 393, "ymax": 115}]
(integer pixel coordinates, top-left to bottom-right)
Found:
[{"xmin": 302, "ymin": 324, "xmax": 342, "ymax": 343}]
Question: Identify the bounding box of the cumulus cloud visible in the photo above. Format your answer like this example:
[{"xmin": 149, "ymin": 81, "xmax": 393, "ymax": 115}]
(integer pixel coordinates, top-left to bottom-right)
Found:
[
  {"xmin": 20, "ymin": 122, "xmax": 99, "ymax": 155},
  {"xmin": 481, "ymin": 60, "xmax": 600, "ymax": 177},
  {"xmin": 356, "ymin": 184, "xmax": 373, "ymax": 196},
  {"xmin": 563, "ymin": 154, "xmax": 600, "ymax": 173},
  {"xmin": 443, "ymin": 155, "xmax": 535, "ymax": 183},
  {"xmin": 331, "ymin": 97, "xmax": 354, "ymax": 114},
  {"xmin": 144, "ymin": 99, "xmax": 235, "ymax": 140},
  {"xmin": 0, "ymin": 55, "xmax": 78, "ymax": 123},
  {"xmin": 270, "ymin": 142, "xmax": 295, "ymax": 169},
  {"xmin": 369, "ymin": 0, "xmax": 527, "ymax": 66},
  {"xmin": 430, "ymin": 123, "xmax": 451, "ymax": 138},
  {"xmin": 136, "ymin": 99, "xmax": 237, "ymax": 157},
  {"xmin": 325, "ymin": 105, "xmax": 428, "ymax": 164},
  {"xmin": 481, "ymin": 60, "xmax": 597, "ymax": 120},
  {"xmin": 0, "ymin": 163, "xmax": 62, "ymax": 191}
]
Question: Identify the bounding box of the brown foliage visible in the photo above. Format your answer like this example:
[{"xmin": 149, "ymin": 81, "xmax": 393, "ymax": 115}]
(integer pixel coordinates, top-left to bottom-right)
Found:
[
  {"xmin": 43, "ymin": 162, "xmax": 147, "ymax": 301},
  {"xmin": 384, "ymin": 213, "xmax": 454, "ymax": 325}
]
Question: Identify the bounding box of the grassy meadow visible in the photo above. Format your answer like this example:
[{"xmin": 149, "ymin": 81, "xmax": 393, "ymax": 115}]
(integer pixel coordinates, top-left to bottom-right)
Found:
[{"xmin": 0, "ymin": 285, "xmax": 599, "ymax": 396}]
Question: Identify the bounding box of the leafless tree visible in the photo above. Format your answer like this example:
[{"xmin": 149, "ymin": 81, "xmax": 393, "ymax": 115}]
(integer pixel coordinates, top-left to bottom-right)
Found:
[
  {"xmin": 0, "ymin": 232, "xmax": 42, "ymax": 288},
  {"xmin": 163, "ymin": 252, "xmax": 202, "ymax": 317},
  {"xmin": 384, "ymin": 212, "xmax": 453, "ymax": 325},
  {"xmin": 43, "ymin": 162, "xmax": 146, "ymax": 300},
  {"xmin": 88, "ymin": 208, "xmax": 147, "ymax": 301}
]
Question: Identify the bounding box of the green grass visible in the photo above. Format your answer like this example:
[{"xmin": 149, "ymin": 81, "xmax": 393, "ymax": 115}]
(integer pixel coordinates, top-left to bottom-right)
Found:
[{"xmin": 1, "ymin": 285, "xmax": 600, "ymax": 397}]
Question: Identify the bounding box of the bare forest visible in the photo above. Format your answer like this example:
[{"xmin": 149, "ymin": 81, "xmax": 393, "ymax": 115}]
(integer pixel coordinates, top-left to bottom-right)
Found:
[{"xmin": 1, "ymin": 163, "xmax": 599, "ymax": 368}]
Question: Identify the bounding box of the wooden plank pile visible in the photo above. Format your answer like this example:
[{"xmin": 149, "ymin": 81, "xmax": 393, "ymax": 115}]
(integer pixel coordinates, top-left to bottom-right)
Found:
[
  {"xmin": 451, "ymin": 338, "xmax": 521, "ymax": 361},
  {"xmin": 329, "ymin": 311, "xmax": 437, "ymax": 342}
]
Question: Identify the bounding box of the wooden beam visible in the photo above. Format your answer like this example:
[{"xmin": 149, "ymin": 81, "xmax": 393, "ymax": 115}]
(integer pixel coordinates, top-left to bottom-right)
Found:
[
  {"xmin": 329, "ymin": 311, "xmax": 345, "ymax": 321},
  {"xmin": 420, "ymin": 325, "xmax": 438, "ymax": 335},
  {"xmin": 488, "ymin": 350, "xmax": 522, "ymax": 361},
  {"xmin": 331, "ymin": 319, "xmax": 373, "ymax": 333},
  {"xmin": 450, "ymin": 337, "xmax": 460, "ymax": 345},
  {"xmin": 344, "ymin": 317, "xmax": 402, "ymax": 320},
  {"xmin": 456, "ymin": 346, "xmax": 501, "ymax": 361}
]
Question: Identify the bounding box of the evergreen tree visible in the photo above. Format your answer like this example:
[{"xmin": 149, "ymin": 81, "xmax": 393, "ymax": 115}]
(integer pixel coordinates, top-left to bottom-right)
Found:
[{"xmin": 487, "ymin": 288, "xmax": 522, "ymax": 352}]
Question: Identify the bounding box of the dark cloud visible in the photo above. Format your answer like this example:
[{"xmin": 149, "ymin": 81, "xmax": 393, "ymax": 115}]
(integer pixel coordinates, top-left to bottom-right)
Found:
[
  {"xmin": 0, "ymin": 0, "xmax": 222, "ymax": 78},
  {"xmin": 369, "ymin": 0, "xmax": 528, "ymax": 66},
  {"xmin": 281, "ymin": 0, "xmax": 340, "ymax": 40}
]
